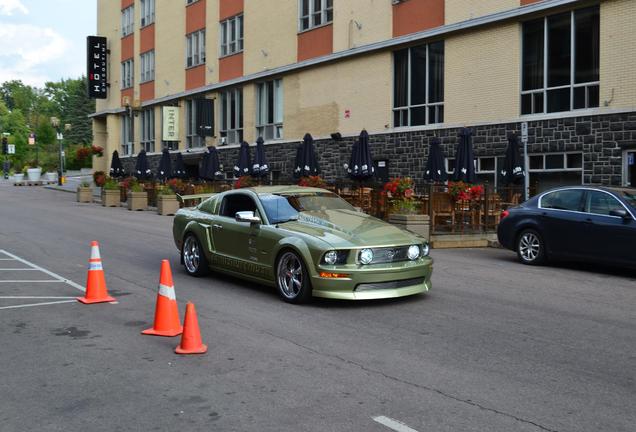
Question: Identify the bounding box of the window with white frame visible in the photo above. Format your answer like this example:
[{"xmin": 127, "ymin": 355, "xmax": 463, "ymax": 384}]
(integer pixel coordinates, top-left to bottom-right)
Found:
[
  {"xmin": 220, "ymin": 15, "xmax": 243, "ymax": 57},
  {"xmin": 121, "ymin": 6, "xmax": 134, "ymax": 37},
  {"xmin": 140, "ymin": 51, "xmax": 155, "ymax": 83},
  {"xmin": 185, "ymin": 99, "xmax": 204, "ymax": 148},
  {"xmin": 299, "ymin": 0, "xmax": 333, "ymax": 31},
  {"xmin": 121, "ymin": 115, "xmax": 133, "ymax": 156},
  {"xmin": 393, "ymin": 41, "xmax": 444, "ymax": 127},
  {"xmin": 140, "ymin": 109, "xmax": 155, "ymax": 153},
  {"xmin": 521, "ymin": 6, "xmax": 599, "ymax": 115},
  {"xmin": 529, "ymin": 152, "xmax": 582, "ymax": 171},
  {"xmin": 140, "ymin": 0, "xmax": 155, "ymax": 27},
  {"xmin": 121, "ymin": 59, "xmax": 134, "ymax": 89},
  {"xmin": 220, "ymin": 88, "xmax": 243, "ymax": 145},
  {"xmin": 186, "ymin": 29, "xmax": 206, "ymax": 68},
  {"xmin": 256, "ymin": 79, "xmax": 283, "ymax": 140}
]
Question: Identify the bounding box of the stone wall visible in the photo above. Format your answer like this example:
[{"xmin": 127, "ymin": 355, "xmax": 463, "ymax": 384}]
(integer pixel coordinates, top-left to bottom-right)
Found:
[{"xmin": 120, "ymin": 111, "xmax": 636, "ymax": 186}]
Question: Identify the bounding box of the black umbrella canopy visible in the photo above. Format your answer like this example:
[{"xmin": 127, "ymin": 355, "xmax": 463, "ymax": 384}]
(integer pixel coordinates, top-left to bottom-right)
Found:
[
  {"xmin": 343, "ymin": 139, "xmax": 358, "ymax": 176},
  {"xmin": 295, "ymin": 133, "xmax": 321, "ymax": 177},
  {"xmin": 234, "ymin": 141, "xmax": 252, "ymax": 177},
  {"xmin": 157, "ymin": 149, "xmax": 172, "ymax": 181},
  {"xmin": 348, "ymin": 130, "xmax": 374, "ymax": 180},
  {"xmin": 198, "ymin": 149, "xmax": 209, "ymax": 180},
  {"xmin": 453, "ymin": 128, "xmax": 476, "ymax": 183},
  {"xmin": 500, "ymin": 134, "xmax": 525, "ymax": 185},
  {"xmin": 424, "ymin": 137, "xmax": 448, "ymax": 183},
  {"xmin": 252, "ymin": 137, "xmax": 269, "ymax": 178},
  {"xmin": 173, "ymin": 152, "xmax": 187, "ymax": 179},
  {"xmin": 109, "ymin": 150, "xmax": 125, "ymax": 178},
  {"xmin": 293, "ymin": 144, "xmax": 302, "ymax": 179},
  {"xmin": 135, "ymin": 149, "xmax": 152, "ymax": 180},
  {"xmin": 207, "ymin": 146, "xmax": 224, "ymax": 180}
]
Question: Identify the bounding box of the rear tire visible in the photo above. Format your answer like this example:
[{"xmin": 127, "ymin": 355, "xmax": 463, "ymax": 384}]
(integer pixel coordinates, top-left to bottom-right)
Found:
[
  {"xmin": 516, "ymin": 229, "xmax": 546, "ymax": 265},
  {"xmin": 182, "ymin": 234, "xmax": 209, "ymax": 277},
  {"xmin": 276, "ymin": 251, "xmax": 312, "ymax": 304}
]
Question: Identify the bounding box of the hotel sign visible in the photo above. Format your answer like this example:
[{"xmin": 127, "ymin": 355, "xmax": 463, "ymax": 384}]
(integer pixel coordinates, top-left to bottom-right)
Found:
[
  {"xmin": 162, "ymin": 107, "xmax": 180, "ymax": 141},
  {"xmin": 87, "ymin": 36, "xmax": 108, "ymax": 99}
]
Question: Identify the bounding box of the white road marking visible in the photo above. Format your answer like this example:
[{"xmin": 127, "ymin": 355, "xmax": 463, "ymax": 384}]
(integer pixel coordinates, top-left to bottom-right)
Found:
[
  {"xmin": 0, "ymin": 300, "xmax": 77, "ymax": 310},
  {"xmin": 0, "ymin": 296, "xmax": 77, "ymax": 299},
  {"xmin": 373, "ymin": 416, "xmax": 420, "ymax": 432},
  {"xmin": 0, "ymin": 280, "xmax": 65, "ymax": 283},
  {"xmin": 0, "ymin": 249, "xmax": 85, "ymax": 292},
  {"xmin": 0, "ymin": 268, "xmax": 40, "ymax": 271},
  {"xmin": 0, "ymin": 258, "xmax": 16, "ymax": 260}
]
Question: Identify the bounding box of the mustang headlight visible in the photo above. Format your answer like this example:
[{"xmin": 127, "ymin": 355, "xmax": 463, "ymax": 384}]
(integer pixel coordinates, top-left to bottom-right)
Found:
[
  {"xmin": 407, "ymin": 245, "xmax": 421, "ymax": 260},
  {"xmin": 359, "ymin": 248, "xmax": 374, "ymax": 265},
  {"xmin": 422, "ymin": 243, "xmax": 430, "ymax": 257},
  {"xmin": 324, "ymin": 251, "xmax": 338, "ymax": 265},
  {"xmin": 321, "ymin": 250, "xmax": 348, "ymax": 265}
]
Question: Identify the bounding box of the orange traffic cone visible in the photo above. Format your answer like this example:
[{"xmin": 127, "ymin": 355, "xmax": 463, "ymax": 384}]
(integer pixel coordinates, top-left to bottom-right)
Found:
[
  {"xmin": 175, "ymin": 302, "xmax": 207, "ymax": 355},
  {"xmin": 77, "ymin": 241, "xmax": 116, "ymax": 304},
  {"xmin": 142, "ymin": 260, "xmax": 183, "ymax": 337}
]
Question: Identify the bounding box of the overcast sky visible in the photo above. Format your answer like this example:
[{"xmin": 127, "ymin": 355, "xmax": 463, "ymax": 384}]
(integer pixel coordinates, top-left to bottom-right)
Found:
[{"xmin": 0, "ymin": 0, "xmax": 96, "ymax": 88}]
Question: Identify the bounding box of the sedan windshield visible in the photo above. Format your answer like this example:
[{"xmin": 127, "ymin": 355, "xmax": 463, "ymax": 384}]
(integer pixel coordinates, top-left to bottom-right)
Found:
[{"xmin": 259, "ymin": 192, "xmax": 355, "ymax": 224}]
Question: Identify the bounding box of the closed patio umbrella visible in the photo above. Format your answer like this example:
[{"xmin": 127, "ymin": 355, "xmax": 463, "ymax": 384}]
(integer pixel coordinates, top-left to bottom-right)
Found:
[
  {"xmin": 207, "ymin": 146, "xmax": 224, "ymax": 180},
  {"xmin": 295, "ymin": 133, "xmax": 321, "ymax": 178},
  {"xmin": 500, "ymin": 133, "xmax": 525, "ymax": 185},
  {"xmin": 109, "ymin": 150, "xmax": 125, "ymax": 178},
  {"xmin": 348, "ymin": 130, "xmax": 374, "ymax": 180},
  {"xmin": 135, "ymin": 149, "xmax": 152, "ymax": 180},
  {"xmin": 234, "ymin": 141, "xmax": 252, "ymax": 177},
  {"xmin": 424, "ymin": 137, "xmax": 447, "ymax": 183},
  {"xmin": 173, "ymin": 152, "xmax": 187, "ymax": 179},
  {"xmin": 252, "ymin": 137, "xmax": 269, "ymax": 178},
  {"xmin": 452, "ymin": 128, "xmax": 476, "ymax": 183},
  {"xmin": 198, "ymin": 150, "xmax": 209, "ymax": 180},
  {"xmin": 157, "ymin": 148, "xmax": 172, "ymax": 181}
]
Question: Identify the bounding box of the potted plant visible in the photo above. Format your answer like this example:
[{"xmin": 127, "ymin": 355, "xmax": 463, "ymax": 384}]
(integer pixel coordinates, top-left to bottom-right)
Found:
[
  {"xmin": 156, "ymin": 185, "xmax": 180, "ymax": 216},
  {"xmin": 12, "ymin": 166, "xmax": 24, "ymax": 183},
  {"xmin": 298, "ymin": 175, "xmax": 327, "ymax": 188},
  {"xmin": 25, "ymin": 161, "xmax": 42, "ymax": 182},
  {"xmin": 127, "ymin": 180, "xmax": 148, "ymax": 211},
  {"xmin": 384, "ymin": 178, "xmax": 430, "ymax": 240},
  {"xmin": 77, "ymin": 180, "xmax": 93, "ymax": 203},
  {"xmin": 102, "ymin": 177, "xmax": 120, "ymax": 207}
]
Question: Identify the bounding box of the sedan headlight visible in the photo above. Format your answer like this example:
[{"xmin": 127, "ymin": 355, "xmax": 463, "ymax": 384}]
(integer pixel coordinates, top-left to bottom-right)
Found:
[
  {"xmin": 407, "ymin": 245, "xmax": 421, "ymax": 260},
  {"xmin": 422, "ymin": 243, "xmax": 430, "ymax": 257},
  {"xmin": 359, "ymin": 248, "xmax": 374, "ymax": 265}
]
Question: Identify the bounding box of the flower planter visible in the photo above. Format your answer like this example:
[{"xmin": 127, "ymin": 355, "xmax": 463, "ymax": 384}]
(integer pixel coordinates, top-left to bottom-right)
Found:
[
  {"xmin": 157, "ymin": 194, "xmax": 180, "ymax": 216},
  {"xmin": 27, "ymin": 168, "xmax": 42, "ymax": 182},
  {"xmin": 77, "ymin": 186, "xmax": 93, "ymax": 203},
  {"xmin": 102, "ymin": 189, "xmax": 120, "ymax": 207},
  {"xmin": 13, "ymin": 173, "xmax": 24, "ymax": 182},
  {"xmin": 43, "ymin": 172, "xmax": 58, "ymax": 183},
  {"xmin": 388, "ymin": 214, "xmax": 430, "ymax": 241},
  {"xmin": 127, "ymin": 191, "xmax": 148, "ymax": 211}
]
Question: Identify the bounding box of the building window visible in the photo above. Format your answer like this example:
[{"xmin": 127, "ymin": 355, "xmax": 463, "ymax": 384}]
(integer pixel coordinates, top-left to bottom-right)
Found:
[
  {"xmin": 121, "ymin": 59, "xmax": 134, "ymax": 89},
  {"xmin": 220, "ymin": 15, "xmax": 244, "ymax": 57},
  {"xmin": 186, "ymin": 29, "xmax": 206, "ymax": 68},
  {"xmin": 140, "ymin": 0, "xmax": 155, "ymax": 27},
  {"xmin": 220, "ymin": 88, "xmax": 243, "ymax": 145},
  {"xmin": 299, "ymin": 0, "xmax": 333, "ymax": 31},
  {"xmin": 185, "ymin": 99, "xmax": 204, "ymax": 148},
  {"xmin": 529, "ymin": 152, "xmax": 582, "ymax": 172},
  {"xmin": 393, "ymin": 41, "xmax": 444, "ymax": 127},
  {"xmin": 140, "ymin": 109, "xmax": 155, "ymax": 153},
  {"xmin": 521, "ymin": 6, "xmax": 599, "ymax": 115},
  {"xmin": 140, "ymin": 51, "xmax": 155, "ymax": 83},
  {"xmin": 256, "ymin": 79, "xmax": 283, "ymax": 140},
  {"xmin": 121, "ymin": 6, "xmax": 134, "ymax": 37},
  {"xmin": 186, "ymin": 0, "xmax": 199, "ymax": 4},
  {"xmin": 121, "ymin": 115, "xmax": 133, "ymax": 156}
]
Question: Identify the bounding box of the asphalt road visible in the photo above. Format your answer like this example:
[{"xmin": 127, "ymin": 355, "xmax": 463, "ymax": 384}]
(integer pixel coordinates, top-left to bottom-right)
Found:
[{"xmin": 0, "ymin": 183, "xmax": 634, "ymax": 432}]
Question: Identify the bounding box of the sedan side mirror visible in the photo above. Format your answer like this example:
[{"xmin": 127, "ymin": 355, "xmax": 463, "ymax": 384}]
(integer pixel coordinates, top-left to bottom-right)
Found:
[
  {"xmin": 609, "ymin": 208, "xmax": 631, "ymax": 220},
  {"xmin": 235, "ymin": 211, "xmax": 261, "ymax": 224}
]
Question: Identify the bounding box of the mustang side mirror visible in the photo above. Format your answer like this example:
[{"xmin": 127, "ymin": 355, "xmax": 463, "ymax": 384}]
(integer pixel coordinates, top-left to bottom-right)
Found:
[
  {"xmin": 235, "ymin": 211, "xmax": 261, "ymax": 224},
  {"xmin": 609, "ymin": 208, "xmax": 631, "ymax": 220}
]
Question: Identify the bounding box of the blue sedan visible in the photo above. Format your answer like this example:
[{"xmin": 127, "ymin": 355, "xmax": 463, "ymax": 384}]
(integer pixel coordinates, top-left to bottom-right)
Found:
[{"xmin": 497, "ymin": 186, "xmax": 636, "ymax": 267}]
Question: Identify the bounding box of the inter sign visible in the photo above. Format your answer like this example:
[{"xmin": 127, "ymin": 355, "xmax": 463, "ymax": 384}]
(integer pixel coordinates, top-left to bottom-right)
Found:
[{"xmin": 87, "ymin": 36, "xmax": 108, "ymax": 99}]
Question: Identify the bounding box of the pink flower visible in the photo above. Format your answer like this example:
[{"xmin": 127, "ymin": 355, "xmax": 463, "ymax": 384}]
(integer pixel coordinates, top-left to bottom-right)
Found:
[{"xmin": 404, "ymin": 188, "xmax": 414, "ymax": 198}]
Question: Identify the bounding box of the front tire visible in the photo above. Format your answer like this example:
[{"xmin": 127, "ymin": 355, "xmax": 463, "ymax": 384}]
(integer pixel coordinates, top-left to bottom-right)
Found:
[
  {"xmin": 182, "ymin": 234, "xmax": 209, "ymax": 277},
  {"xmin": 276, "ymin": 251, "xmax": 312, "ymax": 304},
  {"xmin": 516, "ymin": 229, "xmax": 546, "ymax": 265}
]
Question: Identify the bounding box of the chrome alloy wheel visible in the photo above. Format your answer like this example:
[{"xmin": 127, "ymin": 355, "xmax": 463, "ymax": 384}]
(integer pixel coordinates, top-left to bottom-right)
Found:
[
  {"xmin": 183, "ymin": 236, "xmax": 201, "ymax": 274},
  {"xmin": 519, "ymin": 232, "xmax": 541, "ymax": 262},
  {"xmin": 277, "ymin": 252, "xmax": 304, "ymax": 299}
]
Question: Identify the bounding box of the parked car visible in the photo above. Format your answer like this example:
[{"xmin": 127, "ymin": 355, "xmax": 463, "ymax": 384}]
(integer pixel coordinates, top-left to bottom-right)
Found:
[
  {"xmin": 498, "ymin": 186, "xmax": 636, "ymax": 267},
  {"xmin": 173, "ymin": 186, "xmax": 432, "ymax": 303}
]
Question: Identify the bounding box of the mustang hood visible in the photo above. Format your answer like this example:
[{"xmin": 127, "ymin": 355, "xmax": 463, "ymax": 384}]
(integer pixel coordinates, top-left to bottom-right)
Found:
[{"xmin": 279, "ymin": 209, "xmax": 421, "ymax": 248}]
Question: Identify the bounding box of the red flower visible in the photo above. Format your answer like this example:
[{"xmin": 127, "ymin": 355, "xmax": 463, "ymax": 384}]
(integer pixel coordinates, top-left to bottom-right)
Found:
[{"xmin": 404, "ymin": 188, "xmax": 414, "ymax": 198}]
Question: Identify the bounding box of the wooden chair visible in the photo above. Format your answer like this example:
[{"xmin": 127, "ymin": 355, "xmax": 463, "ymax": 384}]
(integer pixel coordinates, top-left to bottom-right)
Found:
[
  {"xmin": 480, "ymin": 194, "xmax": 502, "ymax": 229},
  {"xmin": 431, "ymin": 192, "xmax": 455, "ymax": 231}
]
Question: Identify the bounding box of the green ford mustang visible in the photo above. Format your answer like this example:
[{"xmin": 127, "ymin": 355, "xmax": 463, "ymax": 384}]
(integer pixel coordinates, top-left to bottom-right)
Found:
[{"xmin": 172, "ymin": 186, "xmax": 432, "ymax": 303}]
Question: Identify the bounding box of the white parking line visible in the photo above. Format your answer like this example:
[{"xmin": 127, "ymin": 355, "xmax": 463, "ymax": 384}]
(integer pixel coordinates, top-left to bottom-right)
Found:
[
  {"xmin": 0, "ymin": 269, "xmax": 40, "ymax": 271},
  {"xmin": 0, "ymin": 280, "xmax": 65, "ymax": 283},
  {"xmin": 0, "ymin": 296, "xmax": 77, "ymax": 299},
  {"xmin": 373, "ymin": 416, "xmax": 420, "ymax": 432},
  {"xmin": 0, "ymin": 300, "xmax": 77, "ymax": 310},
  {"xmin": 0, "ymin": 249, "xmax": 85, "ymax": 292}
]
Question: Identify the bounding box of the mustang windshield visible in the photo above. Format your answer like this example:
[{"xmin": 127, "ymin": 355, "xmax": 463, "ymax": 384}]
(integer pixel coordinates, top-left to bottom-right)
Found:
[{"xmin": 260, "ymin": 192, "xmax": 355, "ymax": 224}]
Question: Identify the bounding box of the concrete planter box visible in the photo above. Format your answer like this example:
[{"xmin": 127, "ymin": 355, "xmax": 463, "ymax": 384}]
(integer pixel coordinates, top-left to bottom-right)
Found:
[
  {"xmin": 43, "ymin": 172, "xmax": 58, "ymax": 182},
  {"xmin": 127, "ymin": 191, "xmax": 148, "ymax": 211},
  {"xmin": 27, "ymin": 168, "xmax": 42, "ymax": 182},
  {"xmin": 388, "ymin": 214, "xmax": 430, "ymax": 241},
  {"xmin": 102, "ymin": 189, "xmax": 120, "ymax": 207},
  {"xmin": 77, "ymin": 186, "xmax": 93, "ymax": 203},
  {"xmin": 157, "ymin": 194, "xmax": 180, "ymax": 216}
]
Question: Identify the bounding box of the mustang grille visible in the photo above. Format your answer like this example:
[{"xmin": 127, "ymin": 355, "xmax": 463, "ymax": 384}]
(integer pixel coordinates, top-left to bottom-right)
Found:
[
  {"xmin": 355, "ymin": 277, "xmax": 426, "ymax": 292},
  {"xmin": 365, "ymin": 246, "xmax": 411, "ymax": 264}
]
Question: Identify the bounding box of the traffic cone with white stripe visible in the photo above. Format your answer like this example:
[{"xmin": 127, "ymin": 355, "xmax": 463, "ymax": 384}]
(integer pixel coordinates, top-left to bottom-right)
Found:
[
  {"xmin": 142, "ymin": 260, "xmax": 183, "ymax": 337},
  {"xmin": 77, "ymin": 241, "xmax": 116, "ymax": 304}
]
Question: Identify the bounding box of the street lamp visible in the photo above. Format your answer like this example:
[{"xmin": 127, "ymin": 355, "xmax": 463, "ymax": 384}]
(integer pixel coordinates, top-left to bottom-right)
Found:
[{"xmin": 50, "ymin": 117, "xmax": 71, "ymax": 186}]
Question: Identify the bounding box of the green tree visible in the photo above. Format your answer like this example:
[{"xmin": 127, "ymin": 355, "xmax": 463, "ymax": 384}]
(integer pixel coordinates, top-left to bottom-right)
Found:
[{"xmin": 44, "ymin": 77, "xmax": 95, "ymax": 145}]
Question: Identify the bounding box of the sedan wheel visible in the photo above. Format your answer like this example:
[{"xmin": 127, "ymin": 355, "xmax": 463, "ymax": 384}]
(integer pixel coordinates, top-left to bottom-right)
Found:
[
  {"xmin": 516, "ymin": 229, "xmax": 545, "ymax": 265},
  {"xmin": 276, "ymin": 251, "xmax": 311, "ymax": 303},
  {"xmin": 182, "ymin": 235, "xmax": 209, "ymax": 277}
]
